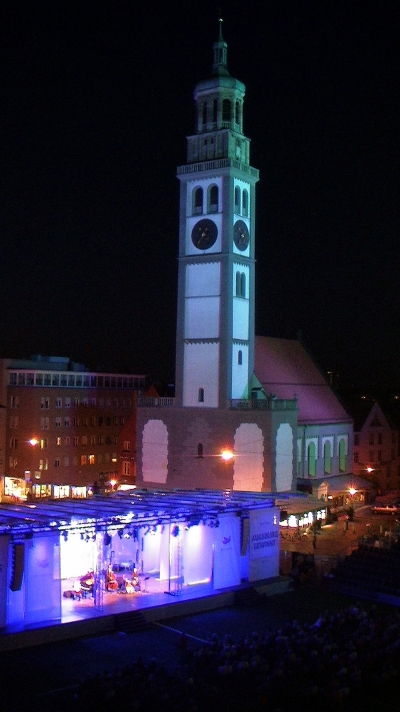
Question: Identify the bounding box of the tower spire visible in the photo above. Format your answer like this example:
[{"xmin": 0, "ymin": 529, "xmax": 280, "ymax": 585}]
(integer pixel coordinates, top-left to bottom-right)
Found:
[{"xmin": 212, "ymin": 14, "xmax": 229, "ymax": 76}]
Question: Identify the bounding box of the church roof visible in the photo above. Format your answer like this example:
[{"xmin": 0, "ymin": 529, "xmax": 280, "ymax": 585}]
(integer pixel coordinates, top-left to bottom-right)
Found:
[{"xmin": 254, "ymin": 336, "xmax": 352, "ymax": 425}]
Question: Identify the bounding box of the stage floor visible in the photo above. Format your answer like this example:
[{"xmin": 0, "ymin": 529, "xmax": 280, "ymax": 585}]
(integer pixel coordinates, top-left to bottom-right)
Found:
[{"xmin": 60, "ymin": 573, "xmax": 218, "ymax": 624}]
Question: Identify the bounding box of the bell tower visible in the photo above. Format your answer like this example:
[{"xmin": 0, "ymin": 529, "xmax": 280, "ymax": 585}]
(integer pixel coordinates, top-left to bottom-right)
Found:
[{"xmin": 175, "ymin": 22, "xmax": 259, "ymax": 408}]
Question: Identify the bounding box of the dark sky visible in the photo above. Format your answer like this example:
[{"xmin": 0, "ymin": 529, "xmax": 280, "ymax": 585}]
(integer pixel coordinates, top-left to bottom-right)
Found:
[{"xmin": 1, "ymin": 1, "xmax": 399, "ymax": 388}]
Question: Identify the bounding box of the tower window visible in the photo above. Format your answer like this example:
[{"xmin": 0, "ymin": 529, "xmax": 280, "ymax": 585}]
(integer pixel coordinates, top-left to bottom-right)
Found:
[
  {"xmin": 234, "ymin": 186, "xmax": 240, "ymax": 214},
  {"xmin": 202, "ymin": 102, "xmax": 207, "ymax": 128},
  {"xmin": 198, "ymin": 388, "xmax": 204, "ymax": 403},
  {"xmin": 238, "ymin": 350, "xmax": 243, "ymax": 365},
  {"xmin": 193, "ymin": 187, "xmax": 203, "ymax": 215},
  {"xmin": 222, "ymin": 99, "xmax": 231, "ymax": 122},
  {"xmin": 242, "ymin": 190, "xmax": 248, "ymax": 217},
  {"xmin": 235, "ymin": 271, "xmax": 241, "ymax": 296},
  {"xmin": 236, "ymin": 271, "xmax": 246, "ymax": 297},
  {"xmin": 235, "ymin": 101, "xmax": 240, "ymax": 124},
  {"xmin": 213, "ymin": 99, "xmax": 218, "ymax": 124},
  {"xmin": 208, "ymin": 185, "xmax": 218, "ymax": 213},
  {"xmin": 241, "ymin": 273, "xmax": 246, "ymax": 297}
]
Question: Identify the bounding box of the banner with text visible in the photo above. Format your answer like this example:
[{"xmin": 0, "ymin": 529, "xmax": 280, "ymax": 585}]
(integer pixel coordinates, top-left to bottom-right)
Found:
[{"xmin": 248, "ymin": 507, "xmax": 279, "ymax": 582}]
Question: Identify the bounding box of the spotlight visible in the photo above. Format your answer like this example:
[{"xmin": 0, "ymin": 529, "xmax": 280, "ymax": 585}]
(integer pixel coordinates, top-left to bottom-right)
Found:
[
  {"xmin": 171, "ymin": 525, "xmax": 180, "ymax": 538},
  {"xmin": 62, "ymin": 531, "xmax": 68, "ymax": 541},
  {"xmin": 118, "ymin": 530, "xmax": 123, "ymax": 539},
  {"xmin": 104, "ymin": 533, "xmax": 112, "ymax": 546}
]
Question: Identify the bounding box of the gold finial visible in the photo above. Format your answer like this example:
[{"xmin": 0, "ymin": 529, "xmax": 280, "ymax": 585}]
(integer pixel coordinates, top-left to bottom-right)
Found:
[{"xmin": 218, "ymin": 10, "xmax": 223, "ymax": 39}]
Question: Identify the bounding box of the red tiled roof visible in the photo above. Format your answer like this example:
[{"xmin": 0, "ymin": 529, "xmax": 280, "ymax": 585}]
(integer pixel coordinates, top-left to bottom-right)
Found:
[{"xmin": 254, "ymin": 336, "xmax": 352, "ymax": 425}]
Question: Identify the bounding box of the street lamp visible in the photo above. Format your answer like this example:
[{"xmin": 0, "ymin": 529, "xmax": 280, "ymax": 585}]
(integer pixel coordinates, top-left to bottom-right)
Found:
[{"xmin": 220, "ymin": 449, "xmax": 235, "ymax": 462}]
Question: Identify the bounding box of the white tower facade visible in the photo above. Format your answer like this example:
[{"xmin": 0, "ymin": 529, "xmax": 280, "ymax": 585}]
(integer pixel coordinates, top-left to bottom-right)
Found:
[{"xmin": 175, "ymin": 26, "xmax": 259, "ymax": 408}]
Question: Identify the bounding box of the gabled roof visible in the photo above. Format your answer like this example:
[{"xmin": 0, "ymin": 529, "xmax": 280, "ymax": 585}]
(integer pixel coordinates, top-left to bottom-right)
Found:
[
  {"xmin": 254, "ymin": 336, "xmax": 352, "ymax": 425},
  {"xmin": 339, "ymin": 391, "xmax": 400, "ymax": 431},
  {"xmin": 338, "ymin": 395, "xmax": 377, "ymax": 432}
]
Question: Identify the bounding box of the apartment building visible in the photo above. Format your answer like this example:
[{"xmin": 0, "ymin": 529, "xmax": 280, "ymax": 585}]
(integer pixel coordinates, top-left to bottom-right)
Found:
[
  {"xmin": 341, "ymin": 394, "xmax": 400, "ymax": 493},
  {"xmin": 0, "ymin": 356, "xmax": 146, "ymax": 500}
]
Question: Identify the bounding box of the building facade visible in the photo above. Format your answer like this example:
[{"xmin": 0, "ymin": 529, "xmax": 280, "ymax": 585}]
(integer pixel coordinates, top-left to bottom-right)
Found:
[
  {"xmin": 135, "ymin": 27, "xmax": 298, "ymax": 493},
  {"xmin": 347, "ymin": 397, "xmax": 400, "ymax": 493},
  {"xmin": 0, "ymin": 356, "xmax": 146, "ymax": 500},
  {"xmin": 134, "ymin": 28, "xmax": 361, "ymax": 498}
]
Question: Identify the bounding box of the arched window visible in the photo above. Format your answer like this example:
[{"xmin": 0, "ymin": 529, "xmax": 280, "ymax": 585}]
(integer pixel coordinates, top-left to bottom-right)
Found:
[
  {"xmin": 222, "ymin": 99, "xmax": 231, "ymax": 122},
  {"xmin": 208, "ymin": 185, "xmax": 218, "ymax": 213},
  {"xmin": 198, "ymin": 388, "xmax": 204, "ymax": 403},
  {"xmin": 197, "ymin": 443, "xmax": 203, "ymax": 458},
  {"xmin": 235, "ymin": 271, "xmax": 246, "ymax": 297},
  {"xmin": 235, "ymin": 271, "xmax": 241, "ymax": 296},
  {"xmin": 235, "ymin": 100, "xmax": 240, "ymax": 124},
  {"xmin": 339, "ymin": 439, "xmax": 346, "ymax": 472},
  {"xmin": 240, "ymin": 272, "xmax": 246, "ymax": 297},
  {"xmin": 242, "ymin": 190, "xmax": 248, "ymax": 217},
  {"xmin": 234, "ymin": 186, "xmax": 240, "ymax": 214},
  {"xmin": 202, "ymin": 102, "xmax": 207, "ymax": 128},
  {"xmin": 213, "ymin": 99, "xmax": 218, "ymax": 124},
  {"xmin": 193, "ymin": 187, "xmax": 203, "ymax": 215},
  {"xmin": 324, "ymin": 440, "xmax": 332, "ymax": 474},
  {"xmin": 238, "ymin": 350, "xmax": 242, "ymax": 365},
  {"xmin": 307, "ymin": 442, "xmax": 316, "ymax": 477}
]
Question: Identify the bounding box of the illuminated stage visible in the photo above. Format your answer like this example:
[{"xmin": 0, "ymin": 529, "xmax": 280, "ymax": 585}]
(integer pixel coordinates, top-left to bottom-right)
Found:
[{"xmin": 0, "ymin": 489, "xmax": 298, "ymax": 636}]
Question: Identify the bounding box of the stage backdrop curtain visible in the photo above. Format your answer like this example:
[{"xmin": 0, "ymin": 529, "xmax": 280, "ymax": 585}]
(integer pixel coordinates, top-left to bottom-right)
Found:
[
  {"xmin": 142, "ymin": 529, "xmax": 161, "ymax": 574},
  {"xmin": 25, "ymin": 533, "xmax": 61, "ymax": 625},
  {"xmin": 213, "ymin": 514, "xmax": 241, "ymax": 590},
  {"xmin": 60, "ymin": 531, "xmax": 95, "ymax": 579},
  {"xmin": 183, "ymin": 523, "xmax": 213, "ymax": 585}
]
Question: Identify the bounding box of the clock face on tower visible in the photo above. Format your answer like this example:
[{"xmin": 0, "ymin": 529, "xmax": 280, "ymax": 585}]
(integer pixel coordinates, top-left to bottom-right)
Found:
[
  {"xmin": 191, "ymin": 219, "xmax": 218, "ymax": 250},
  {"xmin": 233, "ymin": 220, "xmax": 250, "ymax": 251}
]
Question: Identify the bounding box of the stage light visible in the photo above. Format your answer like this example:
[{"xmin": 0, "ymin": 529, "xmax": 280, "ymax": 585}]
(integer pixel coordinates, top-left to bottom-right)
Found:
[
  {"xmin": 62, "ymin": 531, "xmax": 68, "ymax": 541},
  {"xmin": 171, "ymin": 525, "xmax": 180, "ymax": 538}
]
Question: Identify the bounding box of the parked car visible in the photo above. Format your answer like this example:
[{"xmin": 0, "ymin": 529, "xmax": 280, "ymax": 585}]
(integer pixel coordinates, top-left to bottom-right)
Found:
[{"xmin": 371, "ymin": 503, "xmax": 400, "ymax": 515}]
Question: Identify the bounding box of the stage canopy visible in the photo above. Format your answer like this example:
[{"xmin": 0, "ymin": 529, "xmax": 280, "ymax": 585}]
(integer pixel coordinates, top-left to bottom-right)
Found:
[{"xmin": 0, "ymin": 489, "xmax": 309, "ymax": 539}]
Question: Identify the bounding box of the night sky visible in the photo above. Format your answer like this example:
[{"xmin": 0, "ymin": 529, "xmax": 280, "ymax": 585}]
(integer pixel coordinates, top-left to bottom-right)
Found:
[{"xmin": 2, "ymin": 1, "xmax": 399, "ymax": 388}]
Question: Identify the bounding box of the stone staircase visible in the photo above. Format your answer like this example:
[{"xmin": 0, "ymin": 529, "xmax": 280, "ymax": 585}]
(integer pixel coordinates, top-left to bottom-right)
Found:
[{"xmin": 114, "ymin": 610, "xmax": 153, "ymax": 634}]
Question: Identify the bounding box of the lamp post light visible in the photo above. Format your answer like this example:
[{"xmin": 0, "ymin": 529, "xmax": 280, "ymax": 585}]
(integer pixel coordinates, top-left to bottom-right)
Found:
[
  {"xmin": 220, "ymin": 449, "xmax": 235, "ymax": 462},
  {"xmin": 26, "ymin": 437, "xmax": 40, "ymax": 496}
]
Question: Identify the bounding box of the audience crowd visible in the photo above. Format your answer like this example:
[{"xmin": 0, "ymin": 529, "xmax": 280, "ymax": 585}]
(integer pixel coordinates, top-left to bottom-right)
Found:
[{"xmin": 63, "ymin": 603, "xmax": 400, "ymax": 712}]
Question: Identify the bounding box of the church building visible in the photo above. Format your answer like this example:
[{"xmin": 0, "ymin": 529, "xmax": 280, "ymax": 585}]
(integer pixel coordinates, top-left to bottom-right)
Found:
[{"xmin": 135, "ymin": 26, "xmax": 305, "ymax": 493}]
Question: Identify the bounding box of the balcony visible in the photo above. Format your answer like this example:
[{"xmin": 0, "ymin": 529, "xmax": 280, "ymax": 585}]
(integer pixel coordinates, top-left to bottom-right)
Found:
[
  {"xmin": 230, "ymin": 398, "xmax": 297, "ymax": 411},
  {"xmin": 137, "ymin": 397, "xmax": 175, "ymax": 408}
]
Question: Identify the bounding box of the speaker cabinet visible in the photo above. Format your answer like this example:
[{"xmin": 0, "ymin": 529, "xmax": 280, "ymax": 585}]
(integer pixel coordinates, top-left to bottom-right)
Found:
[
  {"xmin": 240, "ymin": 517, "xmax": 250, "ymax": 556},
  {"xmin": 10, "ymin": 543, "xmax": 25, "ymax": 592}
]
